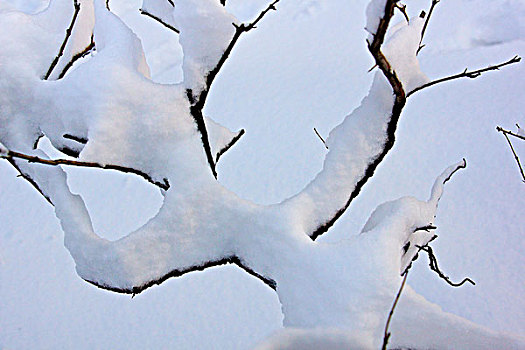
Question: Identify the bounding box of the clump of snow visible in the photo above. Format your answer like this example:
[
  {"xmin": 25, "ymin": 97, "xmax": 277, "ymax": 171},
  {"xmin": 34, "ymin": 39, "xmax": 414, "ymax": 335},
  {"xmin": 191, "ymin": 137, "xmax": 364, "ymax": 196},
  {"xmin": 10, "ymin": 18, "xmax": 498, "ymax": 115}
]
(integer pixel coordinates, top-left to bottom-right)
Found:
[
  {"xmin": 365, "ymin": 0, "xmax": 385, "ymax": 37},
  {"xmin": 141, "ymin": 0, "xmax": 176, "ymax": 30},
  {"xmin": 517, "ymin": 124, "xmax": 525, "ymax": 137},
  {"xmin": 383, "ymin": 17, "xmax": 429, "ymax": 91},
  {"xmin": 0, "ymin": 141, "xmax": 8, "ymax": 156},
  {"xmin": 173, "ymin": 0, "xmax": 237, "ymax": 93}
]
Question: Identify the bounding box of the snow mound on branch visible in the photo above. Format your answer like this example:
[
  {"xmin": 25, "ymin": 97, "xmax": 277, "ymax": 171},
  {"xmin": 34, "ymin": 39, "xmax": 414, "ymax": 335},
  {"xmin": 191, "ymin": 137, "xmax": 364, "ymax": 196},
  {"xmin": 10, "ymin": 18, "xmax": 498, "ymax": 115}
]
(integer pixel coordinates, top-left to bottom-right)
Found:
[
  {"xmin": 173, "ymin": 0, "xmax": 237, "ymax": 93},
  {"xmin": 383, "ymin": 17, "xmax": 429, "ymax": 91}
]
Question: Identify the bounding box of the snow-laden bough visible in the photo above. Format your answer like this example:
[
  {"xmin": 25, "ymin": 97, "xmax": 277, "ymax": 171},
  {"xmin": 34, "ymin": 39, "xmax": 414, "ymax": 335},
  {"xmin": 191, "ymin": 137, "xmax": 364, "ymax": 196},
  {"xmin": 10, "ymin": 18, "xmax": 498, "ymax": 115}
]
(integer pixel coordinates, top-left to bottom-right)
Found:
[{"xmin": 0, "ymin": 0, "xmax": 522, "ymax": 348}]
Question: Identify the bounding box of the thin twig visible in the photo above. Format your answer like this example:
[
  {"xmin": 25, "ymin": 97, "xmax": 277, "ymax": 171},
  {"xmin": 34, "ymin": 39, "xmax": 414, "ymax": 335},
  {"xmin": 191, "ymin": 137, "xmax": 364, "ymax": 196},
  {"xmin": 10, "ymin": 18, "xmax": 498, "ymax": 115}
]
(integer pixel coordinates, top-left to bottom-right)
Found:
[
  {"xmin": 313, "ymin": 128, "xmax": 328, "ymax": 149},
  {"xmin": 395, "ymin": 3, "xmax": 409, "ymax": 24},
  {"xmin": 215, "ymin": 129, "xmax": 245, "ymax": 163},
  {"xmin": 57, "ymin": 34, "xmax": 95, "ymax": 79},
  {"xmin": 497, "ymin": 126, "xmax": 525, "ymax": 182},
  {"xmin": 43, "ymin": 0, "xmax": 81, "ymax": 80},
  {"xmin": 1, "ymin": 150, "xmax": 170, "ymax": 190},
  {"xmin": 382, "ymin": 272, "xmax": 408, "ymax": 350},
  {"xmin": 417, "ymin": 0, "xmax": 440, "ymax": 55},
  {"xmin": 416, "ymin": 245, "xmax": 475, "ymax": 287},
  {"xmin": 497, "ymin": 126, "xmax": 525, "ymax": 141},
  {"xmin": 139, "ymin": 9, "xmax": 180, "ymax": 34},
  {"xmin": 407, "ymin": 56, "xmax": 521, "ymax": 98}
]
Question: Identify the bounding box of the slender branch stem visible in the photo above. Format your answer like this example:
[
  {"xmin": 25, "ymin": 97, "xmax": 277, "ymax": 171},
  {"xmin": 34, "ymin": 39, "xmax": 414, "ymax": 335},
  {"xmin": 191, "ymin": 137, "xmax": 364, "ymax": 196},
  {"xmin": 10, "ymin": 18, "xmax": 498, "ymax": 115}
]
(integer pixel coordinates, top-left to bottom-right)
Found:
[
  {"xmin": 382, "ymin": 272, "xmax": 408, "ymax": 350},
  {"xmin": 43, "ymin": 0, "xmax": 81, "ymax": 80},
  {"xmin": 497, "ymin": 126, "xmax": 525, "ymax": 182},
  {"xmin": 313, "ymin": 128, "xmax": 328, "ymax": 149},
  {"xmin": 215, "ymin": 129, "xmax": 245, "ymax": 163},
  {"xmin": 57, "ymin": 34, "xmax": 95, "ymax": 79},
  {"xmin": 1, "ymin": 150, "xmax": 170, "ymax": 190},
  {"xmin": 407, "ymin": 56, "xmax": 521, "ymax": 98},
  {"xmin": 417, "ymin": 0, "xmax": 440, "ymax": 55},
  {"xmin": 139, "ymin": 9, "xmax": 180, "ymax": 34},
  {"xmin": 497, "ymin": 126, "xmax": 525, "ymax": 141},
  {"xmin": 416, "ymin": 245, "xmax": 475, "ymax": 287}
]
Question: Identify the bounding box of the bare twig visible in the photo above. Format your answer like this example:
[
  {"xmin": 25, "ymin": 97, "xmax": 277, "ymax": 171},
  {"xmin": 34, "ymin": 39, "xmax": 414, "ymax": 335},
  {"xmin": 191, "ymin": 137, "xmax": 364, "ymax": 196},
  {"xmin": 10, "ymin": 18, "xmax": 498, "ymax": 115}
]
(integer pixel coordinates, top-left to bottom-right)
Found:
[
  {"xmin": 215, "ymin": 129, "xmax": 245, "ymax": 163},
  {"xmin": 43, "ymin": 0, "xmax": 81, "ymax": 80},
  {"xmin": 416, "ymin": 244, "xmax": 475, "ymax": 287},
  {"xmin": 139, "ymin": 9, "xmax": 180, "ymax": 34},
  {"xmin": 497, "ymin": 126, "xmax": 525, "ymax": 182},
  {"xmin": 417, "ymin": 0, "xmax": 440, "ymax": 55},
  {"xmin": 407, "ymin": 56, "xmax": 521, "ymax": 98},
  {"xmin": 313, "ymin": 128, "xmax": 328, "ymax": 149},
  {"xmin": 57, "ymin": 34, "xmax": 95, "ymax": 79},
  {"xmin": 497, "ymin": 126, "xmax": 525, "ymax": 141},
  {"xmin": 395, "ymin": 3, "xmax": 409, "ymax": 23},
  {"xmin": 1, "ymin": 149, "xmax": 170, "ymax": 190},
  {"xmin": 382, "ymin": 272, "xmax": 408, "ymax": 350},
  {"xmin": 106, "ymin": 0, "xmax": 110, "ymax": 11}
]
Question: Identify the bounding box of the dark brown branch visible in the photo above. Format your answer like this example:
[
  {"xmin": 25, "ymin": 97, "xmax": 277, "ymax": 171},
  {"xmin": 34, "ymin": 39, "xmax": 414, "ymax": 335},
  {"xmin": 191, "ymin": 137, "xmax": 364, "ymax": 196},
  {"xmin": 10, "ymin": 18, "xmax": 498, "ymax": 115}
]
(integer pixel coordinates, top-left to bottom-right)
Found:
[
  {"xmin": 215, "ymin": 129, "xmax": 245, "ymax": 163},
  {"xmin": 310, "ymin": 0, "xmax": 406, "ymax": 240},
  {"xmin": 220, "ymin": 0, "xmax": 226, "ymax": 5},
  {"xmin": 497, "ymin": 126, "xmax": 525, "ymax": 141},
  {"xmin": 85, "ymin": 255, "xmax": 277, "ymax": 296},
  {"xmin": 395, "ymin": 2, "xmax": 409, "ymax": 24},
  {"xmin": 382, "ymin": 272, "xmax": 408, "ymax": 350},
  {"xmin": 497, "ymin": 126, "xmax": 525, "ymax": 182},
  {"xmin": 57, "ymin": 34, "xmax": 95, "ymax": 79},
  {"xmin": 417, "ymin": 0, "xmax": 440, "ymax": 55},
  {"xmin": 416, "ymin": 244, "xmax": 475, "ymax": 287},
  {"xmin": 1, "ymin": 150, "xmax": 170, "ymax": 191},
  {"xmin": 106, "ymin": 0, "xmax": 110, "ymax": 11},
  {"xmin": 443, "ymin": 158, "xmax": 466, "ymax": 185},
  {"xmin": 63, "ymin": 133, "xmax": 88, "ymax": 145},
  {"xmin": 43, "ymin": 0, "xmax": 81, "ymax": 80},
  {"xmin": 407, "ymin": 56, "xmax": 521, "ymax": 98},
  {"xmin": 313, "ymin": 128, "xmax": 329, "ymax": 149},
  {"xmin": 139, "ymin": 9, "xmax": 180, "ymax": 34},
  {"xmin": 186, "ymin": 0, "xmax": 280, "ymax": 180}
]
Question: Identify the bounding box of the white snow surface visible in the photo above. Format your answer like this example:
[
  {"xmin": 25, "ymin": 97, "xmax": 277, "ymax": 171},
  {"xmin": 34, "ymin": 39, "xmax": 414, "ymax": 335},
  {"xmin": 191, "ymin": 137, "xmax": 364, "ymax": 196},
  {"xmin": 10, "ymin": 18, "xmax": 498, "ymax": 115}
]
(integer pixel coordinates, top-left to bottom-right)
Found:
[{"xmin": 0, "ymin": 0, "xmax": 524, "ymax": 349}]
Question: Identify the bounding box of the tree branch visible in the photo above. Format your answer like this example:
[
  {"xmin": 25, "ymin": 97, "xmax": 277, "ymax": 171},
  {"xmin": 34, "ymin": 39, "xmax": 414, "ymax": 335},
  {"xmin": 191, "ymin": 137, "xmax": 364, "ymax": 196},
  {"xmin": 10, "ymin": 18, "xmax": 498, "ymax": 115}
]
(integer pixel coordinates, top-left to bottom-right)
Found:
[
  {"xmin": 1, "ymin": 149, "xmax": 170, "ymax": 190},
  {"xmin": 139, "ymin": 9, "xmax": 180, "ymax": 34},
  {"xmin": 497, "ymin": 126, "xmax": 525, "ymax": 183},
  {"xmin": 86, "ymin": 255, "xmax": 276, "ymax": 296},
  {"xmin": 43, "ymin": 0, "xmax": 81, "ymax": 80},
  {"xmin": 417, "ymin": 0, "xmax": 440, "ymax": 55},
  {"xmin": 57, "ymin": 34, "xmax": 96, "ymax": 79},
  {"xmin": 186, "ymin": 0, "xmax": 280, "ymax": 179},
  {"xmin": 416, "ymin": 244, "xmax": 475, "ymax": 287},
  {"xmin": 310, "ymin": 0, "xmax": 406, "ymax": 240},
  {"xmin": 407, "ymin": 56, "xmax": 521, "ymax": 98},
  {"xmin": 215, "ymin": 129, "xmax": 245, "ymax": 163},
  {"xmin": 382, "ymin": 272, "xmax": 408, "ymax": 350}
]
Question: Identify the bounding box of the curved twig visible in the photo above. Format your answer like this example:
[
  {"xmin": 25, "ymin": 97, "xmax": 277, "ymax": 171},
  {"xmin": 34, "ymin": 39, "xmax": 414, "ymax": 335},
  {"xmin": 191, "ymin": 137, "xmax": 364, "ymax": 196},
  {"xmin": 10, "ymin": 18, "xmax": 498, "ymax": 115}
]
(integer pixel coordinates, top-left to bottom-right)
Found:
[
  {"xmin": 407, "ymin": 56, "xmax": 521, "ymax": 98},
  {"xmin": 1, "ymin": 149, "xmax": 170, "ymax": 190},
  {"xmin": 43, "ymin": 0, "xmax": 81, "ymax": 80}
]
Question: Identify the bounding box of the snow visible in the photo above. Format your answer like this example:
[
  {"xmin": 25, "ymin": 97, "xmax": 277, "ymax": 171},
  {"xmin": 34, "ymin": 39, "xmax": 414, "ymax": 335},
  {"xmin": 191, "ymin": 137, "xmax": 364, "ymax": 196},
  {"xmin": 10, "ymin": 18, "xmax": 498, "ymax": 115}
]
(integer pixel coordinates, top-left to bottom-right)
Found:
[{"xmin": 0, "ymin": 0, "xmax": 524, "ymax": 349}]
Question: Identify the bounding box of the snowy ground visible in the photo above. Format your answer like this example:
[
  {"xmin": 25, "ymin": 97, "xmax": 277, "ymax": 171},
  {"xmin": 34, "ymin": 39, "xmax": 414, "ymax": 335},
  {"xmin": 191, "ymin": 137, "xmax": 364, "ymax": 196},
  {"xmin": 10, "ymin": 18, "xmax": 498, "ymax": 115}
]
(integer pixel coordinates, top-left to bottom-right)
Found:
[{"xmin": 1, "ymin": 0, "xmax": 523, "ymax": 348}]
